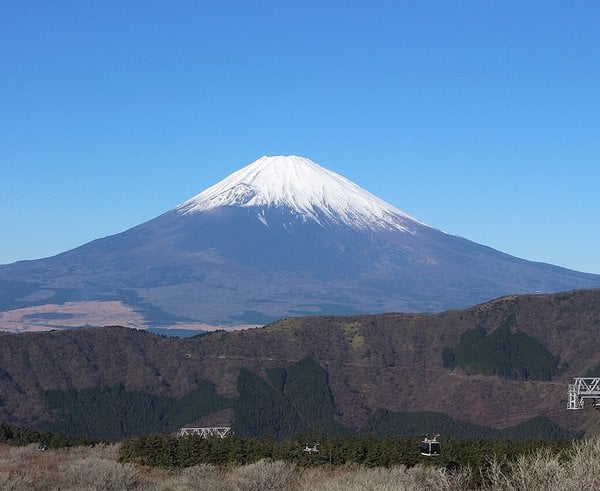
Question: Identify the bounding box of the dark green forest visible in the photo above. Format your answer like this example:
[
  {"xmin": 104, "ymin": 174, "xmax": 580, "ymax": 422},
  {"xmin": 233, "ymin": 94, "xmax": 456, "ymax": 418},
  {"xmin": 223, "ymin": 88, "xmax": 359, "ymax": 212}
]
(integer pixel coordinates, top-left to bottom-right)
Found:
[
  {"xmin": 233, "ymin": 357, "xmax": 344, "ymax": 438},
  {"xmin": 442, "ymin": 314, "xmax": 560, "ymax": 380},
  {"xmin": 367, "ymin": 410, "xmax": 575, "ymax": 440},
  {"xmin": 36, "ymin": 357, "xmax": 574, "ymax": 442},
  {"xmin": 0, "ymin": 422, "xmax": 98, "ymax": 448},
  {"xmin": 39, "ymin": 381, "xmax": 230, "ymax": 440}
]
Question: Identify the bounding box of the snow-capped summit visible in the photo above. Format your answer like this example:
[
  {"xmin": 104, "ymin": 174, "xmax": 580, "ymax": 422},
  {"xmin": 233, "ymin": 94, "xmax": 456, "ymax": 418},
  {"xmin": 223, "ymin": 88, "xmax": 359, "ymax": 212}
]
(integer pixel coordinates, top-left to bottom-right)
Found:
[{"xmin": 177, "ymin": 155, "xmax": 427, "ymax": 231}]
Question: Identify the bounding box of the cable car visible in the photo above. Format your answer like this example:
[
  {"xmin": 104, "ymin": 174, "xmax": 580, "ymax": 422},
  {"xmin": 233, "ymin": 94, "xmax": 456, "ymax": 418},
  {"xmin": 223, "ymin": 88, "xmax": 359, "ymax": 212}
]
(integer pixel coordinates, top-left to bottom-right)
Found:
[{"xmin": 420, "ymin": 434, "xmax": 441, "ymax": 457}]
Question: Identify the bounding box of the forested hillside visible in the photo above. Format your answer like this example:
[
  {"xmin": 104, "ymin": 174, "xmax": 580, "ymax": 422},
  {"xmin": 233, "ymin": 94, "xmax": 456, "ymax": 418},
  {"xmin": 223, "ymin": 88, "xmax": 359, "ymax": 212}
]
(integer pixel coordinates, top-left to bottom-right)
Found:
[{"xmin": 0, "ymin": 289, "xmax": 599, "ymax": 439}]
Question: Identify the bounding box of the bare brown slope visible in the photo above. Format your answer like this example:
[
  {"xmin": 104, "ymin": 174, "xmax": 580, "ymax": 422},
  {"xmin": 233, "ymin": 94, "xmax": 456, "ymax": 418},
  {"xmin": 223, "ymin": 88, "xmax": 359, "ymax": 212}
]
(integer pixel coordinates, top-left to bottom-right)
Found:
[{"xmin": 0, "ymin": 289, "xmax": 599, "ymax": 432}]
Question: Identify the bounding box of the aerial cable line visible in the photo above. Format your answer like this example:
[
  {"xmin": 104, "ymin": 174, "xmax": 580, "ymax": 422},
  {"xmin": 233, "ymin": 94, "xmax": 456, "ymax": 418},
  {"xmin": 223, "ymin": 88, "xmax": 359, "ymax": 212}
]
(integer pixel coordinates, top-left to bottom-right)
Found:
[
  {"xmin": 194, "ymin": 352, "xmax": 573, "ymax": 428},
  {"xmin": 198, "ymin": 353, "xmax": 567, "ymax": 386}
]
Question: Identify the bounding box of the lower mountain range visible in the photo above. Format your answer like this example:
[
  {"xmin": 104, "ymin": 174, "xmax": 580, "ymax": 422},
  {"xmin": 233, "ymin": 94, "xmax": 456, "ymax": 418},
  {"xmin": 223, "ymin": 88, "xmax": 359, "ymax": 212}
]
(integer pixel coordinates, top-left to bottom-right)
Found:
[{"xmin": 1, "ymin": 289, "xmax": 598, "ymax": 440}]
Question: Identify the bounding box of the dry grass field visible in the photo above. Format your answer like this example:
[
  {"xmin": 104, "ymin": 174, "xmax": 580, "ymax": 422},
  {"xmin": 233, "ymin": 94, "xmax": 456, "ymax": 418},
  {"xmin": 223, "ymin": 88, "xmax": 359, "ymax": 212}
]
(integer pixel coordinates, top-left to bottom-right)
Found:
[
  {"xmin": 1, "ymin": 438, "xmax": 600, "ymax": 490},
  {"xmin": 0, "ymin": 301, "xmax": 147, "ymax": 333}
]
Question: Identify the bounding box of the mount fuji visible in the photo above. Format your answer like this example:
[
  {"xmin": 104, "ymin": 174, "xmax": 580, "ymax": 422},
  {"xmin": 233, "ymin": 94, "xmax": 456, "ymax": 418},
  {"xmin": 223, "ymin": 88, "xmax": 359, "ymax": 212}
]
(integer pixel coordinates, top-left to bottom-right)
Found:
[{"xmin": 2, "ymin": 155, "xmax": 600, "ymax": 331}]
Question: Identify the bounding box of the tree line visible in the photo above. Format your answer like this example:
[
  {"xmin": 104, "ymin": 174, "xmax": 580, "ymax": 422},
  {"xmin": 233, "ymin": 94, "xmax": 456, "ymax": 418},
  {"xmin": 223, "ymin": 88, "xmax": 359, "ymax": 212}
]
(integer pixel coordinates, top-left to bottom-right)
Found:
[{"xmin": 119, "ymin": 432, "xmax": 573, "ymax": 487}]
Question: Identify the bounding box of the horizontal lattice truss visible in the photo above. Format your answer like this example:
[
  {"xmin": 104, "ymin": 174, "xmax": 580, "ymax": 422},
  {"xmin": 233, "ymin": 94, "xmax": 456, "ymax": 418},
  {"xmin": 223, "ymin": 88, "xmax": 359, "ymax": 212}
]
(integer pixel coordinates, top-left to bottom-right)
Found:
[{"xmin": 177, "ymin": 427, "xmax": 232, "ymax": 438}]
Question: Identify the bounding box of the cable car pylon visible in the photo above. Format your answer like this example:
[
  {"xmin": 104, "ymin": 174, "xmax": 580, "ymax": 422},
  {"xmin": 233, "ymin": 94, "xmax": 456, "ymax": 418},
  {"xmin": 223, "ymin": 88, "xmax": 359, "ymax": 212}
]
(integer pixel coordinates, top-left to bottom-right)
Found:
[{"xmin": 567, "ymin": 378, "xmax": 600, "ymax": 410}]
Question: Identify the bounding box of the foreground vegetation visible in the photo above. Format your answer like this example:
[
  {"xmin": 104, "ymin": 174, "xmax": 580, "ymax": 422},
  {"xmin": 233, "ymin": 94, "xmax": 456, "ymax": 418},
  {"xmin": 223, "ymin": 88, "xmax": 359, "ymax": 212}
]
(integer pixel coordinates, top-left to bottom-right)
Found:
[
  {"xmin": 2, "ymin": 438, "xmax": 600, "ymax": 490},
  {"xmin": 0, "ymin": 423, "xmax": 98, "ymax": 448},
  {"xmin": 120, "ymin": 433, "xmax": 573, "ymax": 487}
]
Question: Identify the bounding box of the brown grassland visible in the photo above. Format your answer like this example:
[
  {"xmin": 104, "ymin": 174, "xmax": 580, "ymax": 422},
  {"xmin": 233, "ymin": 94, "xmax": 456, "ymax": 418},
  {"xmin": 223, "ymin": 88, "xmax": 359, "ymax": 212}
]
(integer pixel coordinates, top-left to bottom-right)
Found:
[{"xmin": 1, "ymin": 438, "xmax": 600, "ymax": 490}]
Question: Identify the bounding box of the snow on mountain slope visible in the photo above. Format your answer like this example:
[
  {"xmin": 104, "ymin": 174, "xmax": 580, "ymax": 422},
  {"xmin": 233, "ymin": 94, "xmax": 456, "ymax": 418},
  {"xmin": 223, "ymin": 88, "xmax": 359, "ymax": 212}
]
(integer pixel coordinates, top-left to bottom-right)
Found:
[{"xmin": 177, "ymin": 155, "xmax": 430, "ymax": 231}]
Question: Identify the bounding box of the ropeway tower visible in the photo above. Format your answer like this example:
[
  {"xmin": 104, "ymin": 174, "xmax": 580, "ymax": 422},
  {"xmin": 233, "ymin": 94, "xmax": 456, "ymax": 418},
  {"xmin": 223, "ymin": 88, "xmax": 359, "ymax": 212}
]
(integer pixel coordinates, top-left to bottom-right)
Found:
[{"xmin": 567, "ymin": 378, "xmax": 600, "ymax": 409}]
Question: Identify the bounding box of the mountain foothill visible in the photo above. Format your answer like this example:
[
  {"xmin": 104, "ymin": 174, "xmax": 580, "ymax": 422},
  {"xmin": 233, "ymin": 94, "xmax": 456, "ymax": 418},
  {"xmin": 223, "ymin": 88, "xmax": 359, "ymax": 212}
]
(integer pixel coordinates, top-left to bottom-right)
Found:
[{"xmin": 0, "ymin": 289, "xmax": 599, "ymax": 440}]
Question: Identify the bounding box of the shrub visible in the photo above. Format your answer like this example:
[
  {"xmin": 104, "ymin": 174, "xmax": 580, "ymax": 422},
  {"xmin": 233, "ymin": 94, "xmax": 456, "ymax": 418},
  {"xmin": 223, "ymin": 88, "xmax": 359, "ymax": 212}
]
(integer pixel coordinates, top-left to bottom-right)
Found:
[
  {"xmin": 166, "ymin": 463, "xmax": 224, "ymax": 490},
  {"xmin": 228, "ymin": 459, "xmax": 297, "ymax": 490},
  {"xmin": 63, "ymin": 457, "xmax": 142, "ymax": 490}
]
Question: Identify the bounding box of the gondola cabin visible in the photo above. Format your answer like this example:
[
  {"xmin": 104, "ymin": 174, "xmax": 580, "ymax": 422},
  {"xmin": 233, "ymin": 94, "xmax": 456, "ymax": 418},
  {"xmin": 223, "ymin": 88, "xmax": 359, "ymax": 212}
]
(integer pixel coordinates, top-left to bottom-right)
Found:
[{"xmin": 420, "ymin": 435, "xmax": 441, "ymax": 457}]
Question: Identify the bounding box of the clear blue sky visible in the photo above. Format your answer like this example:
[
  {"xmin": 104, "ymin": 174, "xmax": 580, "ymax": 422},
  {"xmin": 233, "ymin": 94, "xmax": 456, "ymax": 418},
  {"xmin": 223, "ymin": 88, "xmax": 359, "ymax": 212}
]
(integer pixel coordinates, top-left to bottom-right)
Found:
[{"xmin": 1, "ymin": 1, "xmax": 599, "ymax": 273}]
